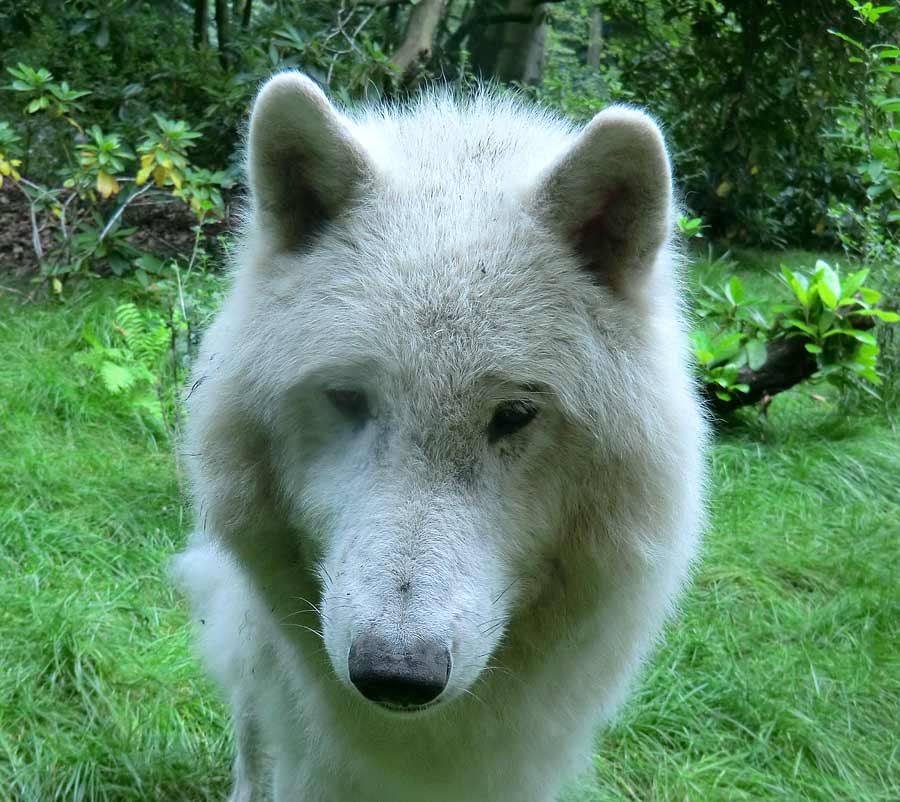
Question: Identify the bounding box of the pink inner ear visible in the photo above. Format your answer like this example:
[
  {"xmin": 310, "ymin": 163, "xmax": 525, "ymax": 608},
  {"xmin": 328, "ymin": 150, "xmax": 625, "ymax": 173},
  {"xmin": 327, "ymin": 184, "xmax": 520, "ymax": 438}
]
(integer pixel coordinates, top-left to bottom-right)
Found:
[{"xmin": 573, "ymin": 184, "xmax": 630, "ymax": 280}]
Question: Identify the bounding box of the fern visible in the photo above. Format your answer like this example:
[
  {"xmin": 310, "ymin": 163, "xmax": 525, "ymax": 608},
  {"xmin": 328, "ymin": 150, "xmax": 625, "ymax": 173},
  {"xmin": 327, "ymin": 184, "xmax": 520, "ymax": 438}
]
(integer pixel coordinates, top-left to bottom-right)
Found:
[
  {"xmin": 74, "ymin": 303, "xmax": 172, "ymax": 429},
  {"xmin": 114, "ymin": 302, "xmax": 169, "ymax": 366}
]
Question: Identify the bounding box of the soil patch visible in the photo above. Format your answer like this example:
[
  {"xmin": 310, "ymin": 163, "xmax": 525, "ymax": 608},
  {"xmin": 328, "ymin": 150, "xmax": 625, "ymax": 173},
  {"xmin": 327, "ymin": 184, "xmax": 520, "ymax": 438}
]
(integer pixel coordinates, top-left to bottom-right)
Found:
[{"xmin": 0, "ymin": 182, "xmax": 240, "ymax": 279}]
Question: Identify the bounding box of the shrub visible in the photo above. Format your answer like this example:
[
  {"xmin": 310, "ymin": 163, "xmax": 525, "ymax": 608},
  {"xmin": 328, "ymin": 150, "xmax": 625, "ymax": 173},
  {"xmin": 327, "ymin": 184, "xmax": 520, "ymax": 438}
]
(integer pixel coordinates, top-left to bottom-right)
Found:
[
  {"xmin": 692, "ymin": 257, "xmax": 900, "ymax": 413},
  {"xmin": 2, "ymin": 65, "xmax": 234, "ymax": 280}
]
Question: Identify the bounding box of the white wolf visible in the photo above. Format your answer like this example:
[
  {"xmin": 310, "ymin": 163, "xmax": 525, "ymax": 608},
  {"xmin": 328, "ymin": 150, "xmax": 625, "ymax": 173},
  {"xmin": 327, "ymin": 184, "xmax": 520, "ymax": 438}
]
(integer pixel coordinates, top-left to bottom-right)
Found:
[{"xmin": 174, "ymin": 72, "xmax": 706, "ymax": 802}]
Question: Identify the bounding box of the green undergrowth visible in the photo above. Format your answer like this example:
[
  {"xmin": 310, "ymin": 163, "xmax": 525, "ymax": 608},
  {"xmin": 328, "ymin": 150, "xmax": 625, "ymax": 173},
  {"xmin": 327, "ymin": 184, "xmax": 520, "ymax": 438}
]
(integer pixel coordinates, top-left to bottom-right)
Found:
[
  {"xmin": 0, "ymin": 287, "xmax": 229, "ymax": 801},
  {"xmin": 1, "ymin": 272, "xmax": 898, "ymax": 801}
]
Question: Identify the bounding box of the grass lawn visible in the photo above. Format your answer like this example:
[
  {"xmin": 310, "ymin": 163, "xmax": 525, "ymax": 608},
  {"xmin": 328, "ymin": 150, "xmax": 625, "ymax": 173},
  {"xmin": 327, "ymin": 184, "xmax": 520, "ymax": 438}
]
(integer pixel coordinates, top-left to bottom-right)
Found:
[{"xmin": 1, "ymin": 264, "xmax": 898, "ymax": 802}]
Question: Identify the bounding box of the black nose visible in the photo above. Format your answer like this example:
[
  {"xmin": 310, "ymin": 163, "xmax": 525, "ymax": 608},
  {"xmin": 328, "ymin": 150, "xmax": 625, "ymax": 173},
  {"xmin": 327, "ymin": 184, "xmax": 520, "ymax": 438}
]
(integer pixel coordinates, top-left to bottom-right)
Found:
[{"xmin": 348, "ymin": 635, "xmax": 451, "ymax": 708}]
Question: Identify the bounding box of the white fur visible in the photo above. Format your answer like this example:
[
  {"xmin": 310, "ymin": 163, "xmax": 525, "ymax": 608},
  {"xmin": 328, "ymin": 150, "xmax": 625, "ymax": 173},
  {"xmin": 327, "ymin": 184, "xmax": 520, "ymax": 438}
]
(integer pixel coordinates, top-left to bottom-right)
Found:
[{"xmin": 173, "ymin": 72, "xmax": 707, "ymax": 802}]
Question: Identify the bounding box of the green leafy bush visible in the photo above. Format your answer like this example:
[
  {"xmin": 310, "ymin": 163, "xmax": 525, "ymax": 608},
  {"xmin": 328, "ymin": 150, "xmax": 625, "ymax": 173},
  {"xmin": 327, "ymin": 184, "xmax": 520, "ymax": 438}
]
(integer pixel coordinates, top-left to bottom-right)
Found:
[
  {"xmin": 777, "ymin": 261, "xmax": 897, "ymax": 390},
  {"xmin": 826, "ymin": 2, "xmax": 900, "ymax": 262},
  {"xmin": 2, "ymin": 64, "xmax": 234, "ymax": 279},
  {"xmin": 692, "ymin": 257, "xmax": 899, "ymax": 406}
]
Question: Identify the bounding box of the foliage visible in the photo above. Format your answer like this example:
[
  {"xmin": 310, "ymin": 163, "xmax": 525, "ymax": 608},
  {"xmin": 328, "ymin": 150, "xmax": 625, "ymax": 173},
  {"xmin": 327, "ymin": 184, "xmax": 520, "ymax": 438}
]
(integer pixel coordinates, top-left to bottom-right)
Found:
[
  {"xmin": 136, "ymin": 114, "xmax": 201, "ymax": 191},
  {"xmin": 692, "ymin": 257, "xmax": 900, "ymax": 403},
  {"xmin": 1, "ymin": 64, "xmax": 234, "ymax": 279},
  {"xmin": 545, "ymin": 1, "xmax": 894, "ymax": 250},
  {"xmin": 0, "ymin": 1, "xmax": 896, "ymax": 254},
  {"xmin": 0, "ymin": 5, "xmax": 897, "ymax": 415},
  {"xmin": 74, "ymin": 262, "xmax": 225, "ymax": 432},
  {"xmin": 75, "ymin": 125, "xmax": 134, "ymax": 199},
  {"xmin": 0, "ymin": 120, "xmax": 22, "ymax": 187},
  {"xmin": 7, "ymin": 61, "xmax": 90, "ymax": 129},
  {"xmin": 677, "ymin": 215, "xmax": 706, "ymax": 239},
  {"xmin": 826, "ymin": 1, "xmax": 900, "ymax": 262},
  {"xmin": 75, "ymin": 301, "xmax": 170, "ymax": 424}
]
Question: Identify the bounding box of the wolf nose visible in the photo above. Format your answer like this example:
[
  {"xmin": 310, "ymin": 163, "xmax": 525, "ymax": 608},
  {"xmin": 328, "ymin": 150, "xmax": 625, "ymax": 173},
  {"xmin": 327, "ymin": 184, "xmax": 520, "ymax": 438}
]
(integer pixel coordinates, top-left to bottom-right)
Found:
[{"xmin": 348, "ymin": 635, "xmax": 451, "ymax": 708}]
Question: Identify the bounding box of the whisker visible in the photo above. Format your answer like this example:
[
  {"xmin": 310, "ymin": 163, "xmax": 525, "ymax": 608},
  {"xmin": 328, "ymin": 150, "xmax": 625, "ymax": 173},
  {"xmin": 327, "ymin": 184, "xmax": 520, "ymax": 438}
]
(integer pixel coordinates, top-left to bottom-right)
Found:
[
  {"xmin": 282, "ymin": 623, "xmax": 326, "ymax": 641},
  {"xmin": 492, "ymin": 577, "xmax": 521, "ymax": 606},
  {"xmin": 318, "ymin": 563, "xmax": 334, "ymax": 589},
  {"xmin": 459, "ymin": 687, "xmax": 489, "ymax": 709}
]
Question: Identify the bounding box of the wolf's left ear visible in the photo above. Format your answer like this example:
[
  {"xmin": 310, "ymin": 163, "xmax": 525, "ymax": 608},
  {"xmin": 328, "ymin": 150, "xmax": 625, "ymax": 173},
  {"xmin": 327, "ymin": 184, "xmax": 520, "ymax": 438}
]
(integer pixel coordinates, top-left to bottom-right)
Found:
[
  {"xmin": 248, "ymin": 72, "xmax": 373, "ymax": 251},
  {"xmin": 534, "ymin": 107, "xmax": 673, "ymax": 292}
]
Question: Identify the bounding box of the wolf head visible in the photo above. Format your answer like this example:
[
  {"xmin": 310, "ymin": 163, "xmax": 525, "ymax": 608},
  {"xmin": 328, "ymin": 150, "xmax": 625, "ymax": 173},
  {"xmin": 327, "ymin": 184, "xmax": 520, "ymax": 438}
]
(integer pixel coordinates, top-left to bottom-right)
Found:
[{"xmin": 188, "ymin": 73, "xmax": 702, "ymax": 715}]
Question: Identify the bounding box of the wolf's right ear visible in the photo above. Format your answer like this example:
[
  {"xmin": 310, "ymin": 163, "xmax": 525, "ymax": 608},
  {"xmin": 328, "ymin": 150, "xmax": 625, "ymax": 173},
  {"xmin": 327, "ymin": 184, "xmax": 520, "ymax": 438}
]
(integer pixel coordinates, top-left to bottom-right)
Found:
[
  {"xmin": 248, "ymin": 72, "xmax": 372, "ymax": 251},
  {"xmin": 533, "ymin": 107, "xmax": 673, "ymax": 295}
]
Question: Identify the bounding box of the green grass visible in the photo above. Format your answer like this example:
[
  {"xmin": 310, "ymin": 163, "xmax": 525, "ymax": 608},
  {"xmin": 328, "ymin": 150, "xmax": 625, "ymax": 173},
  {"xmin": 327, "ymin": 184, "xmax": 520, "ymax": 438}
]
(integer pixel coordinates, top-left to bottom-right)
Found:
[
  {"xmin": 2, "ymin": 276, "xmax": 899, "ymax": 802},
  {"xmin": 0, "ymin": 287, "xmax": 229, "ymax": 801}
]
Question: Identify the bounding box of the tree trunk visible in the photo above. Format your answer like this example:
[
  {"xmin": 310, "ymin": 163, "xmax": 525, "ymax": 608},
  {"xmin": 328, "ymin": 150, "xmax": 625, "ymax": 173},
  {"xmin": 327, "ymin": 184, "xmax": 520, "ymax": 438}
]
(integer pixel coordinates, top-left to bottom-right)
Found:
[
  {"xmin": 390, "ymin": 0, "xmax": 447, "ymax": 82},
  {"xmin": 215, "ymin": 0, "xmax": 231, "ymax": 67},
  {"xmin": 702, "ymin": 337, "xmax": 816, "ymax": 418},
  {"xmin": 586, "ymin": 5, "xmax": 602, "ymax": 68},
  {"xmin": 193, "ymin": 0, "xmax": 209, "ymax": 48},
  {"xmin": 241, "ymin": 0, "xmax": 253, "ymax": 30},
  {"xmin": 469, "ymin": 1, "xmax": 548, "ymax": 85},
  {"xmin": 701, "ymin": 318, "xmax": 875, "ymax": 419}
]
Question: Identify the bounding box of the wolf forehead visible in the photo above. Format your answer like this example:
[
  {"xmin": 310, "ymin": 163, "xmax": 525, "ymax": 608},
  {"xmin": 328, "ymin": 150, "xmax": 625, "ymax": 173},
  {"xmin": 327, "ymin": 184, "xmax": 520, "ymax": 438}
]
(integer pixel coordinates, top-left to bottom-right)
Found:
[
  {"xmin": 259, "ymin": 237, "xmax": 598, "ymax": 407},
  {"xmin": 259, "ymin": 106, "xmax": 607, "ymax": 369}
]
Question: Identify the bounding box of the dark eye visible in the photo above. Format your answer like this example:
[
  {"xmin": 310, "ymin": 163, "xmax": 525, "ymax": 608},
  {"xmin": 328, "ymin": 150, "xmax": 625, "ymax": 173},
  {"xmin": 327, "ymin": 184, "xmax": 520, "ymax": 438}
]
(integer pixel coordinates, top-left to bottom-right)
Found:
[
  {"xmin": 326, "ymin": 389, "xmax": 370, "ymax": 424},
  {"xmin": 488, "ymin": 401, "xmax": 538, "ymax": 443}
]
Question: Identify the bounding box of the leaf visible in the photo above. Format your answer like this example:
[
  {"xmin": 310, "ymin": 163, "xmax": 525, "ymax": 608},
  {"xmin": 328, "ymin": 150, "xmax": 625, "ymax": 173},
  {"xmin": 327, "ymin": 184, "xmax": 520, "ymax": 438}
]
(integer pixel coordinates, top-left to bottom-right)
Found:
[
  {"xmin": 133, "ymin": 254, "xmax": 165, "ymax": 275},
  {"xmin": 828, "ymin": 29, "xmax": 864, "ymax": 50},
  {"xmin": 724, "ymin": 275, "xmax": 744, "ymax": 306},
  {"xmin": 864, "ymin": 160, "xmax": 885, "ymax": 181},
  {"xmin": 823, "ymin": 328, "xmax": 878, "ymax": 345},
  {"xmin": 852, "ymin": 309, "xmax": 900, "ymax": 322},
  {"xmin": 860, "ymin": 287, "xmax": 883, "ymax": 304},
  {"xmin": 805, "ymin": 343, "xmax": 822, "ymax": 354},
  {"xmin": 841, "ymin": 268, "xmax": 870, "ymax": 299},
  {"xmin": 135, "ymin": 164, "xmax": 153, "ymax": 185},
  {"xmin": 26, "ymin": 96, "xmax": 49, "ymax": 113},
  {"xmin": 714, "ymin": 332, "xmax": 744, "ymax": 356},
  {"xmin": 745, "ymin": 339, "xmax": 767, "ymax": 370},
  {"xmin": 748, "ymin": 308, "xmax": 772, "ymax": 330},
  {"xmin": 785, "ymin": 318, "xmax": 817, "ymax": 336},
  {"xmin": 96, "ymin": 170, "xmax": 119, "ymax": 198},
  {"xmin": 701, "ymin": 284, "xmax": 726, "ymax": 303},
  {"xmin": 818, "ymin": 310, "xmax": 835, "ymax": 334},
  {"xmin": 100, "ymin": 362, "xmax": 136, "ymax": 394},
  {"xmin": 780, "ymin": 265, "xmax": 808, "ymax": 306},
  {"xmin": 814, "ymin": 260, "xmax": 840, "ymax": 309}
]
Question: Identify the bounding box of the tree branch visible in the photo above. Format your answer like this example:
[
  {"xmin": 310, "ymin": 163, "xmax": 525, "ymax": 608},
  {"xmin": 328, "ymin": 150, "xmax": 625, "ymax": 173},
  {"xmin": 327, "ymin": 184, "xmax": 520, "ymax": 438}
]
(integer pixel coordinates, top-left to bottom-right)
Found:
[{"xmin": 701, "ymin": 317, "xmax": 876, "ymax": 419}]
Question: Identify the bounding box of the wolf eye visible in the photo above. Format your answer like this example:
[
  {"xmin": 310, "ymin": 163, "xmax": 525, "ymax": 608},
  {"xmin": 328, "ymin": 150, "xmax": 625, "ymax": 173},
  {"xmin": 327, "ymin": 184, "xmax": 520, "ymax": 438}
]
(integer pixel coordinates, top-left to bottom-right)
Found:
[
  {"xmin": 488, "ymin": 401, "xmax": 538, "ymax": 443},
  {"xmin": 326, "ymin": 389, "xmax": 370, "ymax": 424}
]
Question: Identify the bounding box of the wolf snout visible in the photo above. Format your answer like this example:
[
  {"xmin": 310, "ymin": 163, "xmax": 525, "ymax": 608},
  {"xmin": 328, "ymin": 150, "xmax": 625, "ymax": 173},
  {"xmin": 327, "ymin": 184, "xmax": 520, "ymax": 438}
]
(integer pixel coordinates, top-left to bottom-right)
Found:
[{"xmin": 348, "ymin": 634, "xmax": 451, "ymax": 710}]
